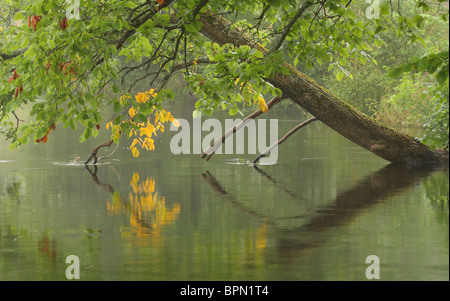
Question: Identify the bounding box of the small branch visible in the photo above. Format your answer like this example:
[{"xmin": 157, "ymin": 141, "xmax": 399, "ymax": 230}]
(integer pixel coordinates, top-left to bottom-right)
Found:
[
  {"xmin": 85, "ymin": 139, "xmax": 114, "ymax": 165},
  {"xmin": 0, "ymin": 48, "xmax": 27, "ymax": 62},
  {"xmin": 200, "ymin": 96, "xmax": 283, "ymax": 160},
  {"xmin": 5, "ymin": 111, "xmax": 21, "ymax": 141},
  {"xmin": 269, "ymin": 1, "xmax": 316, "ymax": 54},
  {"xmin": 252, "ymin": 117, "xmax": 318, "ymax": 164},
  {"xmin": 97, "ymin": 140, "xmax": 120, "ymax": 163},
  {"xmin": 192, "ymin": 0, "xmax": 209, "ymax": 19}
]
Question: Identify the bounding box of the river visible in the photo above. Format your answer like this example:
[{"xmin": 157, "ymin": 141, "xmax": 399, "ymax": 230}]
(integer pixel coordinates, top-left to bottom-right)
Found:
[{"xmin": 0, "ymin": 101, "xmax": 448, "ymax": 281}]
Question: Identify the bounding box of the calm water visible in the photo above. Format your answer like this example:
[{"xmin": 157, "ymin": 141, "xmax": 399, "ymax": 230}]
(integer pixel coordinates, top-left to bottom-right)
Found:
[{"xmin": 0, "ymin": 106, "xmax": 448, "ymax": 281}]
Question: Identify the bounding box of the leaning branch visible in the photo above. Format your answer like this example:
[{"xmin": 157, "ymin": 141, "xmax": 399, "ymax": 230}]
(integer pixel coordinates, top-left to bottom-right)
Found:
[
  {"xmin": 252, "ymin": 117, "xmax": 318, "ymax": 164},
  {"xmin": 85, "ymin": 139, "xmax": 114, "ymax": 165},
  {"xmin": 198, "ymin": 10, "xmax": 448, "ymax": 164},
  {"xmin": 200, "ymin": 96, "xmax": 283, "ymax": 161}
]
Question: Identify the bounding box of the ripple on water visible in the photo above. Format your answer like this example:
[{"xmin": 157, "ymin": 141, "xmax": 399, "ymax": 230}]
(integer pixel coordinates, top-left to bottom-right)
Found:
[
  {"xmin": 225, "ymin": 158, "xmax": 254, "ymax": 166},
  {"xmin": 51, "ymin": 161, "xmax": 111, "ymax": 167}
]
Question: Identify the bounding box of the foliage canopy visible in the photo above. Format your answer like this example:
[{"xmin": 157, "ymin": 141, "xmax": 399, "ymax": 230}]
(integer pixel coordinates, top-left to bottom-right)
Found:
[{"xmin": 0, "ymin": 0, "xmax": 448, "ymax": 156}]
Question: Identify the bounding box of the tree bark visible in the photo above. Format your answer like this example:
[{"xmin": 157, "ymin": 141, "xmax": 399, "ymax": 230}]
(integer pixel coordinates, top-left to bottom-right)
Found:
[{"xmin": 198, "ymin": 11, "xmax": 449, "ymax": 165}]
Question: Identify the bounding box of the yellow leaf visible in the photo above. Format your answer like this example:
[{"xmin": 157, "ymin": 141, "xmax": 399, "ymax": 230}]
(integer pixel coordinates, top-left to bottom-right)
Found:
[
  {"xmin": 129, "ymin": 107, "xmax": 137, "ymax": 118},
  {"xmin": 131, "ymin": 138, "xmax": 141, "ymax": 149},
  {"xmin": 131, "ymin": 173, "xmax": 140, "ymax": 184},
  {"xmin": 258, "ymin": 96, "xmax": 268, "ymax": 113},
  {"xmin": 171, "ymin": 119, "xmax": 181, "ymax": 128},
  {"xmin": 131, "ymin": 147, "xmax": 140, "ymax": 158}
]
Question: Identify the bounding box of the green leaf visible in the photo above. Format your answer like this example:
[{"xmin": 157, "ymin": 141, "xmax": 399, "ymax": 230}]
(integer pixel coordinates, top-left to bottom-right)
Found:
[
  {"xmin": 184, "ymin": 23, "xmax": 197, "ymax": 33},
  {"xmin": 316, "ymin": 48, "xmax": 331, "ymax": 62},
  {"xmin": 280, "ymin": 66, "xmax": 291, "ymax": 76},
  {"xmin": 229, "ymin": 106, "xmax": 238, "ymax": 116},
  {"xmin": 339, "ymin": 47, "xmax": 349, "ymax": 59},
  {"xmin": 254, "ymin": 50, "xmax": 264, "ymax": 59},
  {"xmin": 47, "ymin": 39, "xmax": 56, "ymax": 49},
  {"xmin": 388, "ymin": 67, "xmax": 404, "ymax": 78},
  {"xmin": 90, "ymin": 17, "xmax": 100, "ymax": 27},
  {"xmin": 360, "ymin": 42, "xmax": 370, "ymax": 51},
  {"xmin": 274, "ymin": 88, "xmax": 283, "ymax": 97},
  {"xmin": 124, "ymin": 1, "xmax": 137, "ymax": 8},
  {"xmin": 436, "ymin": 65, "xmax": 449, "ymax": 85},
  {"xmin": 134, "ymin": 113, "xmax": 148, "ymax": 123},
  {"xmin": 336, "ymin": 71, "xmax": 344, "ymax": 81}
]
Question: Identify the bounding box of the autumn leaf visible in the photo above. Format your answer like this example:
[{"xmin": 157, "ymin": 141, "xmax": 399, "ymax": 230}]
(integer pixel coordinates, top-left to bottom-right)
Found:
[
  {"xmin": 129, "ymin": 107, "xmax": 138, "ymax": 118},
  {"xmin": 257, "ymin": 96, "xmax": 268, "ymax": 113},
  {"xmin": 60, "ymin": 17, "xmax": 68, "ymax": 30},
  {"xmin": 8, "ymin": 69, "xmax": 20, "ymax": 83},
  {"xmin": 131, "ymin": 146, "xmax": 140, "ymax": 158},
  {"xmin": 30, "ymin": 15, "xmax": 42, "ymax": 31},
  {"xmin": 45, "ymin": 61, "xmax": 51, "ymax": 74}
]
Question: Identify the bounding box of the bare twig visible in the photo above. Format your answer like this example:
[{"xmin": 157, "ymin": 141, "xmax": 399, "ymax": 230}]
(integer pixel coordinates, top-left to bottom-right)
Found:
[
  {"xmin": 85, "ymin": 139, "xmax": 115, "ymax": 165},
  {"xmin": 252, "ymin": 117, "xmax": 318, "ymax": 164},
  {"xmin": 201, "ymin": 96, "xmax": 283, "ymax": 160},
  {"xmin": 97, "ymin": 140, "xmax": 120, "ymax": 163}
]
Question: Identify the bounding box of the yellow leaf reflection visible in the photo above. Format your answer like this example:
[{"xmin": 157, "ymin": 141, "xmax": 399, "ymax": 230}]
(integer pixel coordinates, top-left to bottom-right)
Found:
[{"xmin": 107, "ymin": 173, "xmax": 180, "ymax": 238}]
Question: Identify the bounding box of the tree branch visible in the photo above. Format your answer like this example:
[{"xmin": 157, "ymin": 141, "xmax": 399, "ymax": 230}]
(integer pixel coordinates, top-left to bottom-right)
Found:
[
  {"xmin": 269, "ymin": 1, "xmax": 316, "ymax": 54},
  {"xmin": 252, "ymin": 117, "xmax": 318, "ymax": 164},
  {"xmin": 5, "ymin": 111, "xmax": 21, "ymax": 141},
  {"xmin": 0, "ymin": 48, "xmax": 27, "ymax": 62},
  {"xmin": 85, "ymin": 139, "xmax": 114, "ymax": 165},
  {"xmin": 201, "ymin": 96, "xmax": 283, "ymax": 160}
]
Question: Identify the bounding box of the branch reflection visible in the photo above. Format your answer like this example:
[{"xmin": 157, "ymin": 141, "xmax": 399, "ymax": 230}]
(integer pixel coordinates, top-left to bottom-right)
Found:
[{"xmin": 202, "ymin": 163, "xmax": 448, "ymax": 255}]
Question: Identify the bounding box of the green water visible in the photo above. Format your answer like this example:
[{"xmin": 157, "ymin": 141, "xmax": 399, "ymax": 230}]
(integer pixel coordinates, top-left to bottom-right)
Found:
[{"xmin": 0, "ymin": 107, "xmax": 448, "ymax": 281}]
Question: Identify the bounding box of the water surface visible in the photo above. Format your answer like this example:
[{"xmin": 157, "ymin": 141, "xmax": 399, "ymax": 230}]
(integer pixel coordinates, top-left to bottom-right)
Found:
[{"xmin": 0, "ymin": 109, "xmax": 448, "ymax": 281}]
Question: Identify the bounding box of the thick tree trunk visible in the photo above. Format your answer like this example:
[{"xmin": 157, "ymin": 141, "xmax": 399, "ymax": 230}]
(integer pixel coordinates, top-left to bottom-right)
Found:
[{"xmin": 198, "ymin": 11, "xmax": 449, "ymax": 164}]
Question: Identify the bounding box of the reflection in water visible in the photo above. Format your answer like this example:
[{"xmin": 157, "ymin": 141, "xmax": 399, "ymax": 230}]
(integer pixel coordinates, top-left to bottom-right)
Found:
[
  {"xmin": 201, "ymin": 171, "xmax": 270, "ymax": 255},
  {"xmin": 106, "ymin": 173, "xmax": 181, "ymax": 238},
  {"xmin": 1, "ymin": 157, "xmax": 446, "ymax": 280},
  {"xmin": 37, "ymin": 233, "xmax": 58, "ymax": 266},
  {"xmin": 202, "ymin": 171, "xmax": 273, "ymax": 224},
  {"xmin": 301, "ymin": 164, "xmax": 446, "ymax": 230},
  {"xmin": 203, "ymin": 163, "xmax": 448, "ymax": 257},
  {"xmin": 85, "ymin": 165, "xmax": 114, "ymax": 193},
  {"xmin": 86, "ymin": 166, "xmax": 181, "ymax": 238}
]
